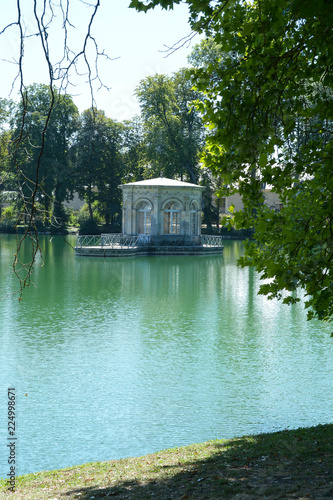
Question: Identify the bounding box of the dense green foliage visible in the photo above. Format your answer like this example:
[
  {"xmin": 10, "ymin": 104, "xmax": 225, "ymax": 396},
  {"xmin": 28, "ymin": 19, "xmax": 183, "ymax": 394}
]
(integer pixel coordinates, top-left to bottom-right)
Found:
[
  {"xmin": 72, "ymin": 108, "xmax": 124, "ymax": 225},
  {"xmin": 0, "ymin": 85, "xmax": 144, "ymax": 230},
  {"xmin": 132, "ymin": 0, "xmax": 333, "ymax": 323},
  {"xmin": 135, "ymin": 69, "xmax": 204, "ymax": 183},
  {"xmin": 0, "ymin": 72, "xmax": 213, "ymax": 231},
  {"xmin": 3, "ymin": 0, "xmax": 332, "ymax": 323},
  {"xmin": 8, "ymin": 84, "xmax": 79, "ymax": 227},
  {"xmin": 136, "ymin": 70, "xmax": 219, "ymax": 226}
]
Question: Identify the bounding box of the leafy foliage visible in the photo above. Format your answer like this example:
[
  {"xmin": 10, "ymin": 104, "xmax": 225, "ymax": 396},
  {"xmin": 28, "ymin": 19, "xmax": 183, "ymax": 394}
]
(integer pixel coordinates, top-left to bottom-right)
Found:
[
  {"xmin": 121, "ymin": 116, "xmax": 146, "ymax": 183},
  {"xmin": 10, "ymin": 84, "xmax": 79, "ymax": 224},
  {"xmin": 135, "ymin": 69, "xmax": 205, "ymax": 183},
  {"xmin": 132, "ymin": 0, "xmax": 333, "ymax": 323},
  {"xmin": 78, "ymin": 217, "xmax": 101, "ymax": 236},
  {"xmin": 72, "ymin": 108, "xmax": 124, "ymax": 225}
]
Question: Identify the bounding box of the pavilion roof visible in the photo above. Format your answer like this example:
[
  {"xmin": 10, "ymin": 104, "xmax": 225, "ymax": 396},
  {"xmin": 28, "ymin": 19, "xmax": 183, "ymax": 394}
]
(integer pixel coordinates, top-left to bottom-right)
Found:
[{"xmin": 120, "ymin": 177, "xmax": 203, "ymax": 188}]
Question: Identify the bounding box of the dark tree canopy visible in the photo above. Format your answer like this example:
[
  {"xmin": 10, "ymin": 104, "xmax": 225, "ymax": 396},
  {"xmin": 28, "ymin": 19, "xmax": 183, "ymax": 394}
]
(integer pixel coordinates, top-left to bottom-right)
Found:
[
  {"xmin": 135, "ymin": 69, "xmax": 205, "ymax": 183},
  {"xmin": 73, "ymin": 108, "xmax": 124, "ymax": 225},
  {"xmin": 131, "ymin": 0, "xmax": 333, "ymax": 324},
  {"xmin": 11, "ymin": 84, "xmax": 79, "ymax": 221}
]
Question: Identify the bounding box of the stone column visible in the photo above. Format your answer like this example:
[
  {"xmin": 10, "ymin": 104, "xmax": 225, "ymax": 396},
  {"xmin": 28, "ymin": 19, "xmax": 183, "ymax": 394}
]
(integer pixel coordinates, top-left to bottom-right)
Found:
[{"xmin": 152, "ymin": 190, "xmax": 160, "ymax": 236}]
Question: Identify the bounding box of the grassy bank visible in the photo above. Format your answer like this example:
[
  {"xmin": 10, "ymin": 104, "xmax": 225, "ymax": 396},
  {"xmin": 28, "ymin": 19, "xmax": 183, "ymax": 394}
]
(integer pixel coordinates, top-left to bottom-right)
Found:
[{"xmin": 0, "ymin": 423, "xmax": 332, "ymax": 499}]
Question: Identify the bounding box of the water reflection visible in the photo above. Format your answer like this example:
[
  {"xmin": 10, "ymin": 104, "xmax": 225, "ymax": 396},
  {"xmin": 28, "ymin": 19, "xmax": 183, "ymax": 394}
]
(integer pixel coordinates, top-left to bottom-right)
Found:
[{"xmin": 0, "ymin": 235, "xmax": 332, "ymax": 477}]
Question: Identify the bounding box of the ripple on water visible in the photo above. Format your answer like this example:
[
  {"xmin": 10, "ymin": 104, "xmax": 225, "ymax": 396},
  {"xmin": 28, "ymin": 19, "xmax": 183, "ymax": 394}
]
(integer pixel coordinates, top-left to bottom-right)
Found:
[{"xmin": 0, "ymin": 236, "xmax": 332, "ymax": 477}]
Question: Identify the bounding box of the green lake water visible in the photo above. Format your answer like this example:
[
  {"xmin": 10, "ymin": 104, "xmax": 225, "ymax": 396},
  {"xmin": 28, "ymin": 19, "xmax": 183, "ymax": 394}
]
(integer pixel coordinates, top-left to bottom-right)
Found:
[{"xmin": 0, "ymin": 234, "xmax": 332, "ymax": 477}]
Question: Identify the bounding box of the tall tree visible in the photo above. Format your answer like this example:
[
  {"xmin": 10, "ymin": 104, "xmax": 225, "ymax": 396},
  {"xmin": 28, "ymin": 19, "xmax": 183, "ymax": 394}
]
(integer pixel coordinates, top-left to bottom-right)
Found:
[
  {"xmin": 135, "ymin": 69, "xmax": 205, "ymax": 183},
  {"xmin": 0, "ymin": 1, "xmax": 106, "ymax": 294},
  {"xmin": 0, "ymin": 99, "xmax": 13, "ymax": 194},
  {"xmin": 131, "ymin": 0, "xmax": 333, "ymax": 324},
  {"xmin": 10, "ymin": 84, "xmax": 79, "ymax": 224},
  {"xmin": 121, "ymin": 116, "xmax": 146, "ymax": 184},
  {"xmin": 73, "ymin": 108, "xmax": 124, "ymax": 225}
]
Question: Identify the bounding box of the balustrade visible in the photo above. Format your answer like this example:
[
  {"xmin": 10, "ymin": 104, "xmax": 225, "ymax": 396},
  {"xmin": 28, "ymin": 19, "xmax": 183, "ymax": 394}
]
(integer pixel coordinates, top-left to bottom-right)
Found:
[
  {"xmin": 201, "ymin": 235, "xmax": 224, "ymax": 248},
  {"xmin": 76, "ymin": 233, "xmax": 224, "ymax": 249},
  {"xmin": 76, "ymin": 235, "xmax": 102, "ymax": 247}
]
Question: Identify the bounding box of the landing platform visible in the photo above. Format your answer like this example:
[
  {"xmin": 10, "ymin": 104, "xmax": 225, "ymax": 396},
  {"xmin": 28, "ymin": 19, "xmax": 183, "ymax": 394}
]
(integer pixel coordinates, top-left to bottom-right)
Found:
[{"xmin": 75, "ymin": 234, "xmax": 224, "ymax": 257}]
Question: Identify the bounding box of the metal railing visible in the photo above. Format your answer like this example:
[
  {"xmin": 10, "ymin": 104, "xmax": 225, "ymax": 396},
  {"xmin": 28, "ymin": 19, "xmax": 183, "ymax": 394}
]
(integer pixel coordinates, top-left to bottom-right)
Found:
[
  {"xmin": 101, "ymin": 235, "xmax": 150, "ymax": 248},
  {"xmin": 201, "ymin": 235, "xmax": 224, "ymax": 247},
  {"xmin": 76, "ymin": 234, "xmax": 143, "ymax": 248},
  {"xmin": 101, "ymin": 234, "xmax": 122, "ymax": 246},
  {"xmin": 76, "ymin": 234, "xmax": 224, "ymax": 249},
  {"xmin": 75, "ymin": 235, "xmax": 102, "ymax": 247}
]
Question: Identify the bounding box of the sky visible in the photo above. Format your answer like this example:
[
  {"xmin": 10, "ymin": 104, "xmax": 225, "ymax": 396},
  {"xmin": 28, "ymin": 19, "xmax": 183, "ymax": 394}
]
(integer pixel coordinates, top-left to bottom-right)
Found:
[{"xmin": 0, "ymin": 1, "xmax": 201, "ymax": 121}]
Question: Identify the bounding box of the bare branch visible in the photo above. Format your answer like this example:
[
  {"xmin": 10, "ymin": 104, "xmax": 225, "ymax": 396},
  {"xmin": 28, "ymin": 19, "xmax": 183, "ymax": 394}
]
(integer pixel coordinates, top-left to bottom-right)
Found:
[
  {"xmin": 160, "ymin": 31, "xmax": 198, "ymax": 57},
  {"xmin": 0, "ymin": 0, "xmax": 114, "ymax": 298}
]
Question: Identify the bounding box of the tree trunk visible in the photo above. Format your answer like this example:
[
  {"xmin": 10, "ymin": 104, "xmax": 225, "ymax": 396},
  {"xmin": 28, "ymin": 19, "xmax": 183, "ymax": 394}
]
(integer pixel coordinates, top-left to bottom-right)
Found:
[
  {"xmin": 216, "ymin": 198, "xmax": 220, "ymax": 229},
  {"xmin": 87, "ymin": 184, "xmax": 94, "ymax": 219}
]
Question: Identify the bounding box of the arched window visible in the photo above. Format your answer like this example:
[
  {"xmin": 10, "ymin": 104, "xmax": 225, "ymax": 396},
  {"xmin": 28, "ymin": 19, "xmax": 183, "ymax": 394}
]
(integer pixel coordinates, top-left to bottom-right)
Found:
[
  {"xmin": 190, "ymin": 202, "xmax": 197, "ymax": 235},
  {"xmin": 164, "ymin": 202, "xmax": 180, "ymax": 235},
  {"xmin": 137, "ymin": 201, "xmax": 152, "ymax": 235}
]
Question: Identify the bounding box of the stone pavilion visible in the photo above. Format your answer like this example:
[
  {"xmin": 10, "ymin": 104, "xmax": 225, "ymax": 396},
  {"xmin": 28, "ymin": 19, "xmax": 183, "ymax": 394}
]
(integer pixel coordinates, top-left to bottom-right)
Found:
[
  {"xmin": 75, "ymin": 177, "xmax": 223, "ymax": 256},
  {"xmin": 120, "ymin": 176, "xmax": 203, "ymax": 244}
]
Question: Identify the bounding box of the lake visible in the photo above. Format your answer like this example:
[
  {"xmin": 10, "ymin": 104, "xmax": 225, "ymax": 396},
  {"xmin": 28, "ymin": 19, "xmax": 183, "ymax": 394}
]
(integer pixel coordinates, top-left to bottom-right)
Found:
[{"xmin": 0, "ymin": 234, "xmax": 332, "ymax": 478}]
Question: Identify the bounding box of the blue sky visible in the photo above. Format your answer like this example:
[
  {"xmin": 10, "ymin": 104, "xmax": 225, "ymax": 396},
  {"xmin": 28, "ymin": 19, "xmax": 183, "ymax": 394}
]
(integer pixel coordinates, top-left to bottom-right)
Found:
[{"xmin": 0, "ymin": 1, "xmax": 200, "ymax": 121}]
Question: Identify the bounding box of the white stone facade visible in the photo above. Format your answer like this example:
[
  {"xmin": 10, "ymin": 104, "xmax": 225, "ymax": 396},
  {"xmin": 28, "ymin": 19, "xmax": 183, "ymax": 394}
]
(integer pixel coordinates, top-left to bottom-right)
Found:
[{"xmin": 120, "ymin": 177, "xmax": 204, "ymax": 239}]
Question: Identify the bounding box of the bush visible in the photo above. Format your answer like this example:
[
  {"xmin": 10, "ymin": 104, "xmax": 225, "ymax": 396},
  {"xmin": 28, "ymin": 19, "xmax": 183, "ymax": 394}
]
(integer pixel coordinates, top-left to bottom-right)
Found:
[
  {"xmin": 68, "ymin": 209, "xmax": 79, "ymax": 227},
  {"xmin": 33, "ymin": 219, "xmax": 47, "ymax": 231},
  {"xmin": 77, "ymin": 203, "xmax": 103, "ymax": 225},
  {"xmin": 1, "ymin": 205, "xmax": 18, "ymax": 221},
  {"xmin": 78, "ymin": 218, "xmax": 101, "ymax": 235},
  {"xmin": 0, "ymin": 220, "xmax": 16, "ymax": 233},
  {"xmin": 52, "ymin": 202, "xmax": 70, "ymax": 228},
  {"xmin": 201, "ymin": 226, "xmax": 221, "ymax": 235},
  {"xmin": 100, "ymin": 221, "xmax": 121, "ymax": 234}
]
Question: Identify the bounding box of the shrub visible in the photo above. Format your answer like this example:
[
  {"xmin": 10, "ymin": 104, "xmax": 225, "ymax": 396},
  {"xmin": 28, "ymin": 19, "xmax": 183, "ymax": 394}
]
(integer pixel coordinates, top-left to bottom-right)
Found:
[
  {"xmin": 1, "ymin": 205, "xmax": 17, "ymax": 221},
  {"xmin": 68, "ymin": 209, "xmax": 79, "ymax": 227},
  {"xmin": 78, "ymin": 218, "xmax": 101, "ymax": 235},
  {"xmin": 0, "ymin": 220, "xmax": 16, "ymax": 233}
]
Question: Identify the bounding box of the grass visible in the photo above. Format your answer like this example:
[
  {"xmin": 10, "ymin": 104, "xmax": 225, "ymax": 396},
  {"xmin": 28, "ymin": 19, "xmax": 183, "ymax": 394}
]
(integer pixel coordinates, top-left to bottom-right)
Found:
[{"xmin": 0, "ymin": 423, "xmax": 332, "ymax": 499}]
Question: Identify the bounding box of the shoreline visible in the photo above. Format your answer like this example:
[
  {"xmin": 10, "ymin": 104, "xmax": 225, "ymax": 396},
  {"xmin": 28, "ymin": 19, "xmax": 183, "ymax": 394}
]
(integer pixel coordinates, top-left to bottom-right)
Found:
[{"xmin": 1, "ymin": 423, "xmax": 332, "ymax": 499}]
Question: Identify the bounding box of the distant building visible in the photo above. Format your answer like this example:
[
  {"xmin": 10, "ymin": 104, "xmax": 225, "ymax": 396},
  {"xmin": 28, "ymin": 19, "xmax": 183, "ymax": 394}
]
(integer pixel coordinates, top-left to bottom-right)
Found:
[
  {"xmin": 75, "ymin": 177, "xmax": 224, "ymax": 256},
  {"xmin": 219, "ymin": 189, "xmax": 283, "ymax": 214},
  {"xmin": 120, "ymin": 177, "xmax": 204, "ymax": 243}
]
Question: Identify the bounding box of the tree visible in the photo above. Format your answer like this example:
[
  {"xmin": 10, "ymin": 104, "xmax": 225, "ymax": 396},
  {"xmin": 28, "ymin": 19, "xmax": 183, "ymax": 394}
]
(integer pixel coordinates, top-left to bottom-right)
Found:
[
  {"xmin": 73, "ymin": 108, "xmax": 124, "ymax": 225},
  {"xmin": 95, "ymin": 117, "xmax": 124, "ymax": 227},
  {"xmin": 0, "ymin": 99, "xmax": 13, "ymax": 195},
  {"xmin": 121, "ymin": 116, "xmax": 146, "ymax": 184},
  {"xmin": 0, "ymin": 1, "xmax": 107, "ymax": 295},
  {"xmin": 131, "ymin": 0, "xmax": 333, "ymax": 324},
  {"xmin": 135, "ymin": 69, "xmax": 205, "ymax": 183},
  {"xmin": 187, "ymin": 37, "xmax": 222, "ymax": 69},
  {"xmin": 10, "ymin": 84, "xmax": 79, "ymax": 225}
]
